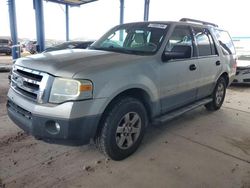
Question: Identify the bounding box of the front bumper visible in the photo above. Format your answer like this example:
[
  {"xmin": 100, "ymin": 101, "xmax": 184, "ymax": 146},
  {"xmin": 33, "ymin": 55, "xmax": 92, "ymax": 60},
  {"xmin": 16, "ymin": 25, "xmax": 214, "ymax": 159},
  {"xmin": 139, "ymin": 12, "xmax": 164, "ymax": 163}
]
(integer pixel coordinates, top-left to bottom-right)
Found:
[{"xmin": 7, "ymin": 88, "xmax": 105, "ymax": 144}]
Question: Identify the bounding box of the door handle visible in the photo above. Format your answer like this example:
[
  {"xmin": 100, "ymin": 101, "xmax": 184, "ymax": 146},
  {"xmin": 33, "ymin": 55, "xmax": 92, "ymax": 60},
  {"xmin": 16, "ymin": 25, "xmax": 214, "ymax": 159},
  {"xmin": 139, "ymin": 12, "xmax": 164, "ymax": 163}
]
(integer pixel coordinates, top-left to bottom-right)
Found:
[
  {"xmin": 189, "ymin": 64, "xmax": 197, "ymax": 71},
  {"xmin": 216, "ymin": 61, "xmax": 221, "ymax": 66}
]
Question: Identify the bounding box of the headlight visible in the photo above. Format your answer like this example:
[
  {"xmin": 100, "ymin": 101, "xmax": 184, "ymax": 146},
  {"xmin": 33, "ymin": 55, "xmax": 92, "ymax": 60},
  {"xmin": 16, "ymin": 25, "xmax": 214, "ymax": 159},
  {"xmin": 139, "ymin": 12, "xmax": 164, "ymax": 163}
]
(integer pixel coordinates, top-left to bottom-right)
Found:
[{"xmin": 49, "ymin": 78, "xmax": 93, "ymax": 103}]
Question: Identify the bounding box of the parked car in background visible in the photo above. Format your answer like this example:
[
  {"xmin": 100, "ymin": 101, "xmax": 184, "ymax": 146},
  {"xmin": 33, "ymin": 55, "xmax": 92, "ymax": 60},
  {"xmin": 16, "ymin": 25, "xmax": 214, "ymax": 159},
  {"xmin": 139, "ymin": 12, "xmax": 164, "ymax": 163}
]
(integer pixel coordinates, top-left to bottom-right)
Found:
[
  {"xmin": 25, "ymin": 41, "xmax": 37, "ymax": 54},
  {"xmin": 0, "ymin": 38, "xmax": 12, "ymax": 55},
  {"xmin": 232, "ymin": 37, "xmax": 250, "ymax": 84},
  {"xmin": 43, "ymin": 40, "xmax": 94, "ymax": 52},
  {"xmin": 233, "ymin": 55, "xmax": 250, "ymax": 84}
]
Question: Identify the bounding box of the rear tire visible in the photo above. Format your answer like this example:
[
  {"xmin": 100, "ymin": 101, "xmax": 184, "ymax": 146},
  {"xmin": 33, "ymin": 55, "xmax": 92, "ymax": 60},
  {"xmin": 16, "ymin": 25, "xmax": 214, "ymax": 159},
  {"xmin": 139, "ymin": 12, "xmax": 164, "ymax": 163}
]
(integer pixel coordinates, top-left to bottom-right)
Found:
[
  {"xmin": 205, "ymin": 77, "xmax": 227, "ymax": 111},
  {"xmin": 96, "ymin": 97, "xmax": 148, "ymax": 161}
]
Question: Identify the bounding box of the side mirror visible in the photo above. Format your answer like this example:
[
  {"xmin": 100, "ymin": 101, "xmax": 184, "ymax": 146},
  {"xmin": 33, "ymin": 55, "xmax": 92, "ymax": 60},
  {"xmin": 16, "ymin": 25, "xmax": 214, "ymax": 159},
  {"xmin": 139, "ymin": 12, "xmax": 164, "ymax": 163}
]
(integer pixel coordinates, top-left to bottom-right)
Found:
[{"xmin": 162, "ymin": 45, "xmax": 192, "ymax": 62}]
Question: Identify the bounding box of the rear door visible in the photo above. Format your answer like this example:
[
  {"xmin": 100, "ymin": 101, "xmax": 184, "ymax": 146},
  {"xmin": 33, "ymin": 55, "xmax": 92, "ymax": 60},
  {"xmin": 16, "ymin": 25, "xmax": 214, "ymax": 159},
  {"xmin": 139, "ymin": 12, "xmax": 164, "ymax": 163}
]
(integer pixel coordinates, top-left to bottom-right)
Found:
[
  {"xmin": 192, "ymin": 27, "xmax": 222, "ymax": 99},
  {"xmin": 159, "ymin": 25, "xmax": 200, "ymax": 113}
]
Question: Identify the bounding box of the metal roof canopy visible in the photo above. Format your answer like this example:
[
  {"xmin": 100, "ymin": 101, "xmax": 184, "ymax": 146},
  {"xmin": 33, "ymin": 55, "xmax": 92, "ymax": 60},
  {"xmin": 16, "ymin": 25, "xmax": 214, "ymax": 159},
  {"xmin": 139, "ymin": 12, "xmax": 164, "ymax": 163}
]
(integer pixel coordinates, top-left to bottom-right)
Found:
[
  {"xmin": 45, "ymin": 0, "xmax": 97, "ymax": 6},
  {"xmin": 8, "ymin": 0, "xmax": 150, "ymax": 60},
  {"xmin": 45, "ymin": 0, "xmax": 98, "ymax": 41},
  {"xmin": 34, "ymin": 0, "xmax": 98, "ymax": 52}
]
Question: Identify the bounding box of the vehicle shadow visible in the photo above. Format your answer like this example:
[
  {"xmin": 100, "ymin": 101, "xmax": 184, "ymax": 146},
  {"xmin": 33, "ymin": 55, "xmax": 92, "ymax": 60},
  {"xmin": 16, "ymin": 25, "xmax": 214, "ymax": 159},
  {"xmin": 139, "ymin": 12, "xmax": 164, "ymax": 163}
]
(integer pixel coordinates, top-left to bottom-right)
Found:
[
  {"xmin": 140, "ymin": 106, "xmax": 211, "ymax": 149},
  {"xmin": 230, "ymin": 83, "xmax": 250, "ymax": 88}
]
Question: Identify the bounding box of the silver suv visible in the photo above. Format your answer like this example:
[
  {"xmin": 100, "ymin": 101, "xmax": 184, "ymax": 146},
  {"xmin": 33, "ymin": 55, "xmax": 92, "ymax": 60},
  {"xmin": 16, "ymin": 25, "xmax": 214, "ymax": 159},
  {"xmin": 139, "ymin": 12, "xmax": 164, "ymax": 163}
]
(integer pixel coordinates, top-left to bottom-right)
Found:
[{"xmin": 7, "ymin": 18, "xmax": 236, "ymax": 160}]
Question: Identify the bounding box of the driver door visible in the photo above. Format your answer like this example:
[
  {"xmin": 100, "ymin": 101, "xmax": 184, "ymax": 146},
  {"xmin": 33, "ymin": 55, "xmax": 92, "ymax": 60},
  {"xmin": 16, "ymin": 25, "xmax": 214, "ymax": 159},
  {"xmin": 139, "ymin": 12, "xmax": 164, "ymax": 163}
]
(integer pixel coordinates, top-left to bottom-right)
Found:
[{"xmin": 159, "ymin": 25, "xmax": 200, "ymax": 113}]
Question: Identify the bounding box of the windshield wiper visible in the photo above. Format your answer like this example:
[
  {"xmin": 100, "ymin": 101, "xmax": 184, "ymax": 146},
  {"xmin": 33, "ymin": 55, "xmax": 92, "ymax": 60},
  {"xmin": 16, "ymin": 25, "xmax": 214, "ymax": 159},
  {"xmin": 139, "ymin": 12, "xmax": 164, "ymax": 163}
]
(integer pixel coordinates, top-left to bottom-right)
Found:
[
  {"xmin": 89, "ymin": 46, "xmax": 132, "ymax": 54},
  {"xmin": 89, "ymin": 46, "xmax": 153, "ymax": 55}
]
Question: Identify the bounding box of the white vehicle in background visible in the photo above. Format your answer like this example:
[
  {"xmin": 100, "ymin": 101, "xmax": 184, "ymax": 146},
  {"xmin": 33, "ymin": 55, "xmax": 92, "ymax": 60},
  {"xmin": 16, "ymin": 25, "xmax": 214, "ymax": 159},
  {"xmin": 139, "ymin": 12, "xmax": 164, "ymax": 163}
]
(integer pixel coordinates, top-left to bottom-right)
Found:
[
  {"xmin": 233, "ymin": 55, "xmax": 250, "ymax": 84},
  {"xmin": 232, "ymin": 37, "xmax": 250, "ymax": 84}
]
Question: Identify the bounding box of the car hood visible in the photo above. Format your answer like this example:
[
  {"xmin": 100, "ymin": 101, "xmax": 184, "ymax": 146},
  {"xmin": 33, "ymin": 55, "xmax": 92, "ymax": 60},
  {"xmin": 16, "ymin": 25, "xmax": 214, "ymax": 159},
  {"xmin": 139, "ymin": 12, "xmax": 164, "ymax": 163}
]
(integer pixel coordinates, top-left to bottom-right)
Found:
[
  {"xmin": 237, "ymin": 60, "xmax": 250, "ymax": 68},
  {"xmin": 15, "ymin": 49, "xmax": 147, "ymax": 78}
]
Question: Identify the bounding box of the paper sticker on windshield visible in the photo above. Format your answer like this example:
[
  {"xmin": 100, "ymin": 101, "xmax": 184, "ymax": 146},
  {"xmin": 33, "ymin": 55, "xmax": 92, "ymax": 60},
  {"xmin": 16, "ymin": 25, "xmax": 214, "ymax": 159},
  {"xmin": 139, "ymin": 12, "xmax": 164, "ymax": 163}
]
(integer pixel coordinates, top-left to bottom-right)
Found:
[{"xmin": 148, "ymin": 23, "xmax": 167, "ymax": 29}]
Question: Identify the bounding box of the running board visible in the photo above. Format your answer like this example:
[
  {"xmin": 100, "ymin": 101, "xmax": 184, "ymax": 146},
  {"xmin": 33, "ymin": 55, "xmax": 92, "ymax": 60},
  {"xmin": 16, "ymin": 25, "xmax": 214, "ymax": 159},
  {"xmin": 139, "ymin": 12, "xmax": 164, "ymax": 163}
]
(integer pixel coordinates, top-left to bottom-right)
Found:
[{"xmin": 153, "ymin": 98, "xmax": 213, "ymax": 124}]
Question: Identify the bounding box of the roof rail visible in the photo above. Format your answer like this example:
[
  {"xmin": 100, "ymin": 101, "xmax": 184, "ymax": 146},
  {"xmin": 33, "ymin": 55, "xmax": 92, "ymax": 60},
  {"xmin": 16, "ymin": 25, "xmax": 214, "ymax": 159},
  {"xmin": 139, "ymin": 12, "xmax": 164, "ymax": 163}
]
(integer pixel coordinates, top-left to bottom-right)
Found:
[{"xmin": 180, "ymin": 18, "xmax": 218, "ymax": 27}]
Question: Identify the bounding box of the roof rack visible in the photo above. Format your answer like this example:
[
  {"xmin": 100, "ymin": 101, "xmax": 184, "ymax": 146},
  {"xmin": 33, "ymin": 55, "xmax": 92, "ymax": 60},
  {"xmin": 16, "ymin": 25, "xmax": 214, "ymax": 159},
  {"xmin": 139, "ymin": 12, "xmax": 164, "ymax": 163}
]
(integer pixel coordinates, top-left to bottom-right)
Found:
[{"xmin": 180, "ymin": 18, "xmax": 218, "ymax": 27}]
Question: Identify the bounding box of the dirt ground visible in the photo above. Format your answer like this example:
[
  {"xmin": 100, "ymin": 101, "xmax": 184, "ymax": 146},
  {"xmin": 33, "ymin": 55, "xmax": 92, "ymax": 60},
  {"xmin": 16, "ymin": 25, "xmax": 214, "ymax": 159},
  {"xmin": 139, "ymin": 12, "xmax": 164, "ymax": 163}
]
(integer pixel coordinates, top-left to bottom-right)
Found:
[{"xmin": 0, "ymin": 59, "xmax": 250, "ymax": 187}]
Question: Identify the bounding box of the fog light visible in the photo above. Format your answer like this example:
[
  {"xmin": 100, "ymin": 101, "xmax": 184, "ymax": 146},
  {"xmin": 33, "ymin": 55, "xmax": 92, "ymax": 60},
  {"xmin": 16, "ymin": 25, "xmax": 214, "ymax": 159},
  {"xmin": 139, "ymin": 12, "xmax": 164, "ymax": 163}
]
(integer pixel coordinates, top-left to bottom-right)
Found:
[{"xmin": 45, "ymin": 121, "xmax": 60, "ymax": 135}]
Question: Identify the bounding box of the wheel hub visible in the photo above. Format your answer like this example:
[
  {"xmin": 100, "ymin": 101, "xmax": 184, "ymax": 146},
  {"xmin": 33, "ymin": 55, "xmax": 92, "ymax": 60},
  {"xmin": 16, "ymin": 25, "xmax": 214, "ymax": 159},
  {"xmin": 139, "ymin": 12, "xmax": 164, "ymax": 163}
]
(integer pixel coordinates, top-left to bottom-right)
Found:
[
  {"xmin": 115, "ymin": 112, "xmax": 141, "ymax": 150},
  {"xmin": 216, "ymin": 83, "xmax": 225, "ymax": 105}
]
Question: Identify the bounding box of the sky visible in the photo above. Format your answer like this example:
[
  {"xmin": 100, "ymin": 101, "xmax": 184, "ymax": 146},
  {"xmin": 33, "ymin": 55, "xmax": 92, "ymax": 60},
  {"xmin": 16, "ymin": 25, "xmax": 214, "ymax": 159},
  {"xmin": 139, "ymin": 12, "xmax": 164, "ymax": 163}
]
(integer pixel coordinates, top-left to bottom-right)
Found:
[{"xmin": 0, "ymin": 0, "xmax": 249, "ymax": 41}]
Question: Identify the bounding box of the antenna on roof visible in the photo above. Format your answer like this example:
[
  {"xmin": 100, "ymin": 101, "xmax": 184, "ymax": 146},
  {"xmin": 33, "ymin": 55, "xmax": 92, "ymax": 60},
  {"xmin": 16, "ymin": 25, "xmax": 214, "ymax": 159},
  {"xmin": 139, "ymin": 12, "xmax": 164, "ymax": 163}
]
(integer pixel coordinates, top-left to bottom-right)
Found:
[{"xmin": 180, "ymin": 18, "xmax": 218, "ymax": 27}]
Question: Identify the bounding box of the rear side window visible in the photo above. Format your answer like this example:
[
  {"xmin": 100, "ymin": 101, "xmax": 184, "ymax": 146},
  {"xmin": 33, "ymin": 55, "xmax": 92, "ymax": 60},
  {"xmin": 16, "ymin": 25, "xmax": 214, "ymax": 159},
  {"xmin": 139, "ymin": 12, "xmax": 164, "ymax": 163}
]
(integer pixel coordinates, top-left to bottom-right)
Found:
[
  {"xmin": 193, "ymin": 28, "xmax": 217, "ymax": 57},
  {"xmin": 214, "ymin": 29, "xmax": 236, "ymax": 55}
]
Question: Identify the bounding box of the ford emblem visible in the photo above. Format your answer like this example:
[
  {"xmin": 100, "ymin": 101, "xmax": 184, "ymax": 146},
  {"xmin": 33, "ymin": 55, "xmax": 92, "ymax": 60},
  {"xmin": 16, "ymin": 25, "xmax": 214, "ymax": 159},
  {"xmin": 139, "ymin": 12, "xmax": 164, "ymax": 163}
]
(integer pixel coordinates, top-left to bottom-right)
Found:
[{"xmin": 16, "ymin": 77, "xmax": 24, "ymax": 87}]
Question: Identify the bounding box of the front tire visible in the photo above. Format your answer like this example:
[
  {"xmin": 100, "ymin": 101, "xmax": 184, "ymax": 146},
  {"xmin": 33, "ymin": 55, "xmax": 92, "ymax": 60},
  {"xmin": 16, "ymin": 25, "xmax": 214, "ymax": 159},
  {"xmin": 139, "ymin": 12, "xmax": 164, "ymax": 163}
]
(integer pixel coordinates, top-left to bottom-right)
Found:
[
  {"xmin": 96, "ymin": 97, "xmax": 148, "ymax": 161},
  {"xmin": 205, "ymin": 77, "xmax": 227, "ymax": 111}
]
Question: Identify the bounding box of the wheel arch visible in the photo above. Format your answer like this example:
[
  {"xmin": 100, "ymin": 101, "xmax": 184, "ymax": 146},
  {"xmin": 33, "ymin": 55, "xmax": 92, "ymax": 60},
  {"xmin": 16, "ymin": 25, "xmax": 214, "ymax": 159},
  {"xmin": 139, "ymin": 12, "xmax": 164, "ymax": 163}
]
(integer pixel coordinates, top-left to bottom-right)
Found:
[
  {"xmin": 94, "ymin": 88, "xmax": 155, "ymax": 139},
  {"xmin": 220, "ymin": 72, "xmax": 229, "ymax": 86}
]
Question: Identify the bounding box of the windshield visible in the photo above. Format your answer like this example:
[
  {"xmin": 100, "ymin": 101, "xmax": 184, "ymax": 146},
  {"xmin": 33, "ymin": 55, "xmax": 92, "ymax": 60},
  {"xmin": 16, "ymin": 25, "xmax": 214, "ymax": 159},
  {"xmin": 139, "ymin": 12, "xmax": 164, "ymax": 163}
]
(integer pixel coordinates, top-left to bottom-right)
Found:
[{"xmin": 90, "ymin": 23, "xmax": 169, "ymax": 55}]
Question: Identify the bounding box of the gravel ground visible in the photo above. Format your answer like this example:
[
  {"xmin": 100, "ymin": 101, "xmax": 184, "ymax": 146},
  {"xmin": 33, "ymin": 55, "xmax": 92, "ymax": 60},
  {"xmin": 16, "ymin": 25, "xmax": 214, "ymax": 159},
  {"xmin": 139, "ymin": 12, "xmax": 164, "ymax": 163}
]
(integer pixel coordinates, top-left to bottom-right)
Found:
[
  {"xmin": 0, "ymin": 66, "xmax": 250, "ymax": 188},
  {"xmin": 0, "ymin": 73, "xmax": 9, "ymax": 117}
]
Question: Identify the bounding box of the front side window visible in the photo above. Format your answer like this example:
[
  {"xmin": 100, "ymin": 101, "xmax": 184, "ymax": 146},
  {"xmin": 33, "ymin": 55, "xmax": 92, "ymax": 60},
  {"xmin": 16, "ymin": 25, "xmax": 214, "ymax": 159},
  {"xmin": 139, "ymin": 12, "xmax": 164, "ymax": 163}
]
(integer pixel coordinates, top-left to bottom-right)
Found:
[
  {"xmin": 90, "ymin": 23, "xmax": 168, "ymax": 55},
  {"xmin": 194, "ymin": 27, "xmax": 217, "ymax": 57},
  {"xmin": 164, "ymin": 26, "xmax": 193, "ymax": 60}
]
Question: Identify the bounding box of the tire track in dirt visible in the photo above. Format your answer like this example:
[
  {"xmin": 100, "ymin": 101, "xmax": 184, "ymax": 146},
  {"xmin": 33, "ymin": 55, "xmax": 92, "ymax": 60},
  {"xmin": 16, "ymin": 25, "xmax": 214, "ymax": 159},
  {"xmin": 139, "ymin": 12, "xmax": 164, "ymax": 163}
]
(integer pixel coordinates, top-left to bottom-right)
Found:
[
  {"xmin": 0, "ymin": 131, "xmax": 28, "ymax": 148},
  {"xmin": 2, "ymin": 143, "xmax": 104, "ymax": 188},
  {"xmin": 0, "ymin": 83, "xmax": 8, "ymax": 117}
]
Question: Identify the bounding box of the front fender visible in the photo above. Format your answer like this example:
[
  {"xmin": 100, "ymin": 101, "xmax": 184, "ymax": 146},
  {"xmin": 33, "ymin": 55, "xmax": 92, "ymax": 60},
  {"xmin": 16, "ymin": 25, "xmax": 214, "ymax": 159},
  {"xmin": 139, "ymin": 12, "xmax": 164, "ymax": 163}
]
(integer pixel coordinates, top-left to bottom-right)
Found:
[{"xmin": 94, "ymin": 74, "xmax": 160, "ymax": 116}]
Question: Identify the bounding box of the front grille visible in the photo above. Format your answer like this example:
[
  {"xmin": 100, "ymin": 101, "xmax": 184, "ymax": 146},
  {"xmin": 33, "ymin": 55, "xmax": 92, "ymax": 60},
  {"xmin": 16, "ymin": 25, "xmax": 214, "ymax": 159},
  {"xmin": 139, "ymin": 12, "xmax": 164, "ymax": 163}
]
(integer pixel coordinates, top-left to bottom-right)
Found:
[
  {"xmin": 236, "ymin": 67, "xmax": 250, "ymax": 75},
  {"xmin": 11, "ymin": 65, "xmax": 50, "ymax": 103},
  {"xmin": 16, "ymin": 69, "xmax": 43, "ymax": 81},
  {"xmin": 7, "ymin": 100, "xmax": 32, "ymax": 120}
]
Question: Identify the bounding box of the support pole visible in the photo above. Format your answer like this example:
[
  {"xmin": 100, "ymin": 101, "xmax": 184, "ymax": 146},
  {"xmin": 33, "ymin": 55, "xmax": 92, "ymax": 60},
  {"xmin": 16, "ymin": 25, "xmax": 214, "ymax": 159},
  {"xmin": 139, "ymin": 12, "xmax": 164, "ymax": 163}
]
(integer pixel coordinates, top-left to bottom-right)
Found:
[
  {"xmin": 7, "ymin": 0, "xmax": 19, "ymax": 59},
  {"xmin": 144, "ymin": 0, "xmax": 150, "ymax": 21},
  {"xmin": 65, "ymin": 5, "xmax": 69, "ymax": 41},
  {"xmin": 120, "ymin": 0, "xmax": 124, "ymax": 25},
  {"xmin": 33, "ymin": 0, "xmax": 45, "ymax": 52},
  {"xmin": 119, "ymin": 0, "xmax": 124, "ymax": 41}
]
